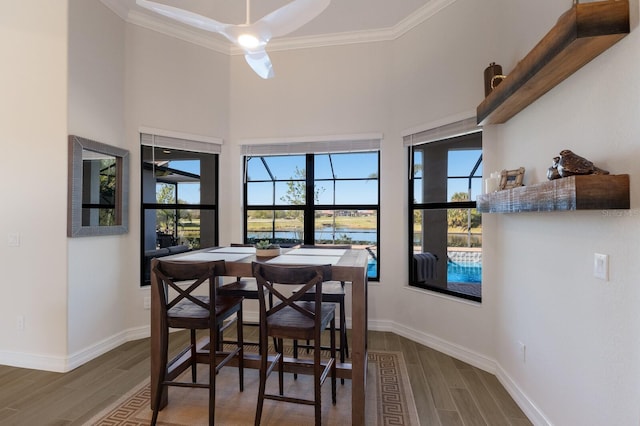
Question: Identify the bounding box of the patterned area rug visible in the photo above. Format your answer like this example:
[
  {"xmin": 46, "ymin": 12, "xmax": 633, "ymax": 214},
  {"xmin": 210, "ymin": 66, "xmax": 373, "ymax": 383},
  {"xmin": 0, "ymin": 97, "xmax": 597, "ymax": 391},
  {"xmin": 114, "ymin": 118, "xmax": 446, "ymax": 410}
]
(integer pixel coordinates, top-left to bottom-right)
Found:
[{"xmin": 85, "ymin": 351, "xmax": 419, "ymax": 425}]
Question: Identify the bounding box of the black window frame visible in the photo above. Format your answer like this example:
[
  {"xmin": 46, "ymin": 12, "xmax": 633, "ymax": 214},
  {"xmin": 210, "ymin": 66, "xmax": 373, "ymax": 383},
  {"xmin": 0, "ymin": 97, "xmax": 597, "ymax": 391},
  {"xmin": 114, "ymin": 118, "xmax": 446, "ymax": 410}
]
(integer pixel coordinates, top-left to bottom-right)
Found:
[
  {"xmin": 140, "ymin": 145, "xmax": 220, "ymax": 286},
  {"xmin": 408, "ymin": 132, "xmax": 482, "ymax": 302},
  {"xmin": 243, "ymin": 152, "xmax": 381, "ymax": 281}
]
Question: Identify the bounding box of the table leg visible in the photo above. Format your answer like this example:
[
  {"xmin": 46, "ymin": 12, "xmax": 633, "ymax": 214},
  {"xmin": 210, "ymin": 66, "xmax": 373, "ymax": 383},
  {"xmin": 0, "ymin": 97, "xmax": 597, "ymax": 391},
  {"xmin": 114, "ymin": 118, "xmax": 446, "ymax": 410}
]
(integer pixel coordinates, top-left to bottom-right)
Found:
[
  {"xmin": 351, "ymin": 267, "xmax": 368, "ymax": 425},
  {"xmin": 150, "ymin": 266, "xmax": 167, "ymax": 410}
]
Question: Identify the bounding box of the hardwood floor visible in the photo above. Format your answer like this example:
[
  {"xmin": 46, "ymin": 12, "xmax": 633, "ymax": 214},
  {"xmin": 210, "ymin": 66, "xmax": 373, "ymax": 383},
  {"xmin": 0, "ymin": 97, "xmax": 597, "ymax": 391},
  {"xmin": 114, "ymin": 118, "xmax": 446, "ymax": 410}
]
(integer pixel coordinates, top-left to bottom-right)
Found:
[{"xmin": 0, "ymin": 328, "xmax": 531, "ymax": 425}]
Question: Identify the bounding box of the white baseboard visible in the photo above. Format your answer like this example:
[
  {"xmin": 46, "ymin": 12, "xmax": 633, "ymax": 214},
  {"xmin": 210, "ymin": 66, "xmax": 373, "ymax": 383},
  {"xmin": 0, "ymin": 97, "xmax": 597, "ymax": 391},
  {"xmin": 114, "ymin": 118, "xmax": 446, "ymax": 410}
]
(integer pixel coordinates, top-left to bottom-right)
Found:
[
  {"xmin": 495, "ymin": 365, "xmax": 552, "ymax": 426},
  {"xmin": 0, "ymin": 349, "xmax": 69, "ymax": 373},
  {"xmin": 0, "ymin": 325, "xmax": 151, "ymax": 373},
  {"xmin": 366, "ymin": 318, "xmax": 550, "ymax": 426},
  {"xmin": 371, "ymin": 319, "xmax": 497, "ymax": 374}
]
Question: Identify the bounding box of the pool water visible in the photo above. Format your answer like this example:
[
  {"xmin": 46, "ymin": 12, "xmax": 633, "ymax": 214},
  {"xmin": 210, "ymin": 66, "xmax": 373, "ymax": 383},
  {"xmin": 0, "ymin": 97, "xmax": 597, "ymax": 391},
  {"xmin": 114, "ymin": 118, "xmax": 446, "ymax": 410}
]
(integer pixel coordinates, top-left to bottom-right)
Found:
[
  {"xmin": 448, "ymin": 261, "xmax": 482, "ymax": 284},
  {"xmin": 368, "ymin": 259, "xmax": 482, "ymax": 283}
]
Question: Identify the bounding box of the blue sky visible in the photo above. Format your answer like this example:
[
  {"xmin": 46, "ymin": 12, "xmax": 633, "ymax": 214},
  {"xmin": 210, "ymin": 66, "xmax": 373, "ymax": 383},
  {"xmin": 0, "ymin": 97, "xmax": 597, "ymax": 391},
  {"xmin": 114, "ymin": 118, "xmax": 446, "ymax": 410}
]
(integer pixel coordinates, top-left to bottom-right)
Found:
[
  {"xmin": 414, "ymin": 149, "xmax": 483, "ymax": 202},
  {"xmin": 162, "ymin": 149, "xmax": 482, "ymax": 205}
]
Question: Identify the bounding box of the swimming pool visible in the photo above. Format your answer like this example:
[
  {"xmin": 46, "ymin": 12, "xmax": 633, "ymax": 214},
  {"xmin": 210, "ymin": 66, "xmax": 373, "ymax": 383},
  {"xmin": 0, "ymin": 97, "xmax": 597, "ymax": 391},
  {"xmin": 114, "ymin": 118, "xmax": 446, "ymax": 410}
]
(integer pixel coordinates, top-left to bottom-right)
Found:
[
  {"xmin": 368, "ymin": 259, "xmax": 482, "ymax": 283},
  {"xmin": 447, "ymin": 261, "xmax": 482, "ymax": 284}
]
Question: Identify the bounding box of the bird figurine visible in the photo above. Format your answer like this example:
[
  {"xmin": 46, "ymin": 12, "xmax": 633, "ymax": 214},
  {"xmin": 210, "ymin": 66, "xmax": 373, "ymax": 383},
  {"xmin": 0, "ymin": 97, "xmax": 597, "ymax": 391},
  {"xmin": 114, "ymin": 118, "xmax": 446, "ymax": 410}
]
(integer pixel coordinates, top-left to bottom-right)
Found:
[
  {"xmin": 556, "ymin": 149, "xmax": 609, "ymax": 178},
  {"xmin": 547, "ymin": 156, "xmax": 561, "ymax": 180}
]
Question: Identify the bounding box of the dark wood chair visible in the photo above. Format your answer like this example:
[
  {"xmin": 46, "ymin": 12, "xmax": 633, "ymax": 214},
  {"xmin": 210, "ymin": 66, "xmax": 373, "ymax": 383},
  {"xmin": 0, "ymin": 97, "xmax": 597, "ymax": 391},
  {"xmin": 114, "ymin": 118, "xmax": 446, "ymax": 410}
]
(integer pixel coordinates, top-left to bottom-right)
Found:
[
  {"xmin": 218, "ymin": 244, "xmax": 273, "ymax": 350},
  {"xmin": 252, "ymin": 262, "xmax": 337, "ymax": 426},
  {"xmin": 293, "ymin": 244, "xmax": 351, "ymax": 382},
  {"xmin": 150, "ymin": 258, "xmax": 244, "ymax": 426}
]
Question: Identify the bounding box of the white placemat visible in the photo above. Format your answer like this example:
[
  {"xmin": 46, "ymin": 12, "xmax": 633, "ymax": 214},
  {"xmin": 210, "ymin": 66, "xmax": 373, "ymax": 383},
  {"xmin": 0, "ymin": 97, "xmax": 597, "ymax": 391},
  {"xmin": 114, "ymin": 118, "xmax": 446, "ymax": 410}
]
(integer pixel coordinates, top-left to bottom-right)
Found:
[
  {"xmin": 208, "ymin": 247, "xmax": 256, "ymax": 254},
  {"xmin": 286, "ymin": 248, "xmax": 347, "ymax": 256},
  {"xmin": 266, "ymin": 255, "xmax": 341, "ymax": 265},
  {"xmin": 174, "ymin": 252, "xmax": 251, "ymax": 262}
]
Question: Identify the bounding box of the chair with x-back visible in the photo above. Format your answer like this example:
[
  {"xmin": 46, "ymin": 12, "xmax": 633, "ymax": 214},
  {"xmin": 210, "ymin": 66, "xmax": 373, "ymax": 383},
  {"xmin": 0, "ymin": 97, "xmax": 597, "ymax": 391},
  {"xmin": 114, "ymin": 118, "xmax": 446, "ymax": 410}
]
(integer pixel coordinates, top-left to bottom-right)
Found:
[
  {"xmin": 150, "ymin": 258, "xmax": 244, "ymax": 426},
  {"xmin": 293, "ymin": 244, "xmax": 351, "ymax": 383},
  {"xmin": 252, "ymin": 261, "xmax": 337, "ymax": 426},
  {"xmin": 218, "ymin": 243, "xmax": 274, "ymax": 350}
]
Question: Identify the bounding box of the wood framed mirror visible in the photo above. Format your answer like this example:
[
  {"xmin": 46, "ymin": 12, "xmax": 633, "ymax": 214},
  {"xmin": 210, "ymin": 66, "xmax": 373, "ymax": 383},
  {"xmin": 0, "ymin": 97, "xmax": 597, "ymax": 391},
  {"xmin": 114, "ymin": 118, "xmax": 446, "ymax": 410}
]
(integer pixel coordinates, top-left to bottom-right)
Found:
[{"xmin": 68, "ymin": 135, "xmax": 130, "ymax": 237}]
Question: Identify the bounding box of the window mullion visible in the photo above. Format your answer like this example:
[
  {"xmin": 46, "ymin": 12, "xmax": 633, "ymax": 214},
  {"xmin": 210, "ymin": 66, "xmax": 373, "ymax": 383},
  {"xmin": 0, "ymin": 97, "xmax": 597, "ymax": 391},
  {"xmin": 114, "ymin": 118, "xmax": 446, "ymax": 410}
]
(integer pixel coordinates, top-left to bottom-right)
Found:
[{"xmin": 304, "ymin": 154, "xmax": 315, "ymax": 245}]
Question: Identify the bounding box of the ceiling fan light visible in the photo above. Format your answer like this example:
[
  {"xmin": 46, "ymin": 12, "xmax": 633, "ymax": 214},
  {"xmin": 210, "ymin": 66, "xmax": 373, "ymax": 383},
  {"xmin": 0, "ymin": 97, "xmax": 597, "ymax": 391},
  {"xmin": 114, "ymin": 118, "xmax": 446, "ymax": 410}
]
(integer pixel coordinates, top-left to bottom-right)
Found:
[{"xmin": 238, "ymin": 33, "xmax": 260, "ymax": 49}]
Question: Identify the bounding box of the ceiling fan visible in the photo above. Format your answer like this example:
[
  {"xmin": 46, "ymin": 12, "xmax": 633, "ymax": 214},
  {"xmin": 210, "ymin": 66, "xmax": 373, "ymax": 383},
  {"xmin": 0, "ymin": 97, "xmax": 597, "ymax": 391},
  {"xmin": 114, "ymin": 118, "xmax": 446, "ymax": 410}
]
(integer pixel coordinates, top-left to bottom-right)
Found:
[{"xmin": 136, "ymin": 0, "xmax": 331, "ymax": 79}]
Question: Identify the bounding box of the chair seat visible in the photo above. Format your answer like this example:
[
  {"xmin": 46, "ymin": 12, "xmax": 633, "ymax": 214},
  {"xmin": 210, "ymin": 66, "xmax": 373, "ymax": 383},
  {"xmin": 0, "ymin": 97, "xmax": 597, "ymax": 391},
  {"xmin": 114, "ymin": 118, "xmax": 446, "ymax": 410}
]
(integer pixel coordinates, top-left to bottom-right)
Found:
[
  {"xmin": 168, "ymin": 295, "xmax": 243, "ymax": 328},
  {"xmin": 267, "ymin": 302, "xmax": 335, "ymax": 341},
  {"xmin": 296, "ymin": 281, "xmax": 345, "ymax": 303},
  {"xmin": 218, "ymin": 279, "xmax": 264, "ymax": 299}
]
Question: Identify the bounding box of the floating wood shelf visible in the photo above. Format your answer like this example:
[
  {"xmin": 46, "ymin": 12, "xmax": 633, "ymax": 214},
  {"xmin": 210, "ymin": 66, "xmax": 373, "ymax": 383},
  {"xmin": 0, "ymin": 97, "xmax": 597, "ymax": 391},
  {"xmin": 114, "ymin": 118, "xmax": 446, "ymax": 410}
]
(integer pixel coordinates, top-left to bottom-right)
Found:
[
  {"xmin": 477, "ymin": 174, "xmax": 630, "ymax": 213},
  {"xmin": 477, "ymin": 0, "xmax": 630, "ymax": 125}
]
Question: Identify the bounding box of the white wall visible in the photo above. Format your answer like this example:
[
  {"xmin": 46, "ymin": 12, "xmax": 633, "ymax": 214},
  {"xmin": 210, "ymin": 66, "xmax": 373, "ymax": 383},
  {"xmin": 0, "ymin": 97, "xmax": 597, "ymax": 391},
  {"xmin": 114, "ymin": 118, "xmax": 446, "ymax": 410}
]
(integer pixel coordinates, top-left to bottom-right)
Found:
[
  {"xmin": 489, "ymin": 1, "xmax": 640, "ymax": 424},
  {"xmin": 66, "ymin": 0, "xmax": 131, "ymax": 364},
  {"xmin": 0, "ymin": 1, "xmax": 69, "ymax": 370},
  {"xmin": 123, "ymin": 22, "xmax": 231, "ymax": 328},
  {"xmin": 388, "ymin": 0, "xmax": 501, "ymax": 367}
]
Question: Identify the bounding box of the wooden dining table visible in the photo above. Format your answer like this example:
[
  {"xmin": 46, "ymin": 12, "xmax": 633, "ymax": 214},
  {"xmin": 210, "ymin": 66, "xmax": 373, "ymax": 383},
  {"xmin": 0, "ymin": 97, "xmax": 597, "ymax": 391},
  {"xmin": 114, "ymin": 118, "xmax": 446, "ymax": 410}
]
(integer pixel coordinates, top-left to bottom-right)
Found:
[{"xmin": 150, "ymin": 246, "xmax": 370, "ymax": 425}]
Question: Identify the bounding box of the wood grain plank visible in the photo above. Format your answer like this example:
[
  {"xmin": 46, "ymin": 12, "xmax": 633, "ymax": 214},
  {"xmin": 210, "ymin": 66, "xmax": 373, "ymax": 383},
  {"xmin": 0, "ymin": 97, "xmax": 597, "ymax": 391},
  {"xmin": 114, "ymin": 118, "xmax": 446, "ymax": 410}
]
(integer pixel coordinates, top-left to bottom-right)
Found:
[
  {"xmin": 476, "ymin": 369, "xmax": 532, "ymax": 423},
  {"xmin": 438, "ymin": 409, "xmax": 465, "ymax": 426},
  {"xmin": 459, "ymin": 369, "xmax": 511, "ymax": 426},
  {"xmin": 450, "ymin": 388, "xmax": 488, "ymax": 426},
  {"xmin": 477, "ymin": 0, "xmax": 629, "ymax": 124},
  {"xmin": 417, "ymin": 348, "xmax": 457, "ymax": 411},
  {"xmin": 477, "ymin": 174, "xmax": 630, "ymax": 213}
]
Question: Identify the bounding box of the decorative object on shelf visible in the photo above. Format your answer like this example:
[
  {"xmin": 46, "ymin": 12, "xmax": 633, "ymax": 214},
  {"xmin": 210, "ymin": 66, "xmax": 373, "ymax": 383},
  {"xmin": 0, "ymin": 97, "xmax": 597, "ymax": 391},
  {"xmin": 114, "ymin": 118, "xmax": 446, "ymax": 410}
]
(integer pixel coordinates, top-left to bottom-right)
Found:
[
  {"xmin": 546, "ymin": 149, "xmax": 610, "ymax": 179},
  {"xmin": 558, "ymin": 149, "xmax": 610, "ymax": 177},
  {"xmin": 476, "ymin": 0, "xmax": 630, "ymax": 125},
  {"xmin": 547, "ymin": 156, "xmax": 561, "ymax": 180},
  {"xmin": 499, "ymin": 167, "xmax": 525, "ymax": 190},
  {"xmin": 255, "ymin": 240, "xmax": 281, "ymax": 257},
  {"xmin": 491, "ymin": 74, "xmax": 507, "ymax": 90},
  {"xmin": 484, "ymin": 171, "xmax": 501, "ymax": 193},
  {"xmin": 484, "ymin": 62, "xmax": 505, "ymax": 96}
]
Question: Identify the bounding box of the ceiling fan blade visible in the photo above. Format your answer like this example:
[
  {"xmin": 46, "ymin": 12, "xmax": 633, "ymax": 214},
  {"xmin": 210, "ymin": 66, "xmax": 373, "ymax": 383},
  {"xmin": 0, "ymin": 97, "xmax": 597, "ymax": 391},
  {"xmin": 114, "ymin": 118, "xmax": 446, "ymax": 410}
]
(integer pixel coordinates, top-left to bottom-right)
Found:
[
  {"xmin": 258, "ymin": 0, "xmax": 330, "ymax": 38},
  {"xmin": 136, "ymin": 0, "xmax": 229, "ymax": 35},
  {"xmin": 244, "ymin": 49, "xmax": 275, "ymax": 79}
]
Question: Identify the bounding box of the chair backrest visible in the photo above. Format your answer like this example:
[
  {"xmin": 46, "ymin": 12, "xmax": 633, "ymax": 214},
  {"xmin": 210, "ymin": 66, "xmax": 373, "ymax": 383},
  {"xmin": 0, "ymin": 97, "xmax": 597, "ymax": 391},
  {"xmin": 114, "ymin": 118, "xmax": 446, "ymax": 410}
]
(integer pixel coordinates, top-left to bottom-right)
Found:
[
  {"xmin": 151, "ymin": 258, "xmax": 226, "ymax": 320},
  {"xmin": 252, "ymin": 262, "xmax": 332, "ymax": 321}
]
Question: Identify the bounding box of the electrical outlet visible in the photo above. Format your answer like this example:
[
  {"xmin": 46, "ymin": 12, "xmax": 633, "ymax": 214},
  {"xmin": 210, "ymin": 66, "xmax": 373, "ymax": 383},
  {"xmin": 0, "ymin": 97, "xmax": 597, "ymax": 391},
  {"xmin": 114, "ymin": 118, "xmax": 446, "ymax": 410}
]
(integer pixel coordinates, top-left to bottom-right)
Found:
[
  {"xmin": 8, "ymin": 233, "xmax": 20, "ymax": 247},
  {"xmin": 594, "ymin": 253, "xmax": 609, "ymax": 281},
  {"xmin": 518, "ymin": 341, "xmax": 526, "ymax": 363},
  {"xmin": 144, "ymin": 296, "xmax": 151, "ymax": 310},
  {"xmin": 17, "ymin": 316, "xmax": 25, "ymax": 331}
]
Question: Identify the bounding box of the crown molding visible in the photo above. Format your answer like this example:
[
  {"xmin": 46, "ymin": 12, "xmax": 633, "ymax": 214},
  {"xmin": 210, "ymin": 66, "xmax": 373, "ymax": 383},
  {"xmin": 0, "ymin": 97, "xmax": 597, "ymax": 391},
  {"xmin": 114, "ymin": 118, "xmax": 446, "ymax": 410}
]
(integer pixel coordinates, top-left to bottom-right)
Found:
[
  {"xmin": 99, "ymin": 0, "xmax": 129, "ymax": 21},
  {"xmin": 393, "ymin": 0, "xmax": 458, "ymax": 39},
  {"xmin": 127, "ymin": 10, "xmax": 231, "ymax": 54},
  {"xmin": 100, "ymin": 0, "xmax": 458, "ymax": 55}
]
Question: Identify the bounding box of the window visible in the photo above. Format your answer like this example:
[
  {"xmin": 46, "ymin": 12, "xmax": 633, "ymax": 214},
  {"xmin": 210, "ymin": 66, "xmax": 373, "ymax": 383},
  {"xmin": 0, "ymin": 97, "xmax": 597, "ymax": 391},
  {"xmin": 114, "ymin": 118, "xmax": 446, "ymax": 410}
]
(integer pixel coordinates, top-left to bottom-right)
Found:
[
  {"xmin": 140, "ymin": 133, "xmax": 221, "ymax": 285},
  {"xmin": 243, "ymin": 142, "xmax": 380, "ymax": 280},
  {"xmin": 407, "ymin": 123, "xmax": 482, "ymax": 301}
]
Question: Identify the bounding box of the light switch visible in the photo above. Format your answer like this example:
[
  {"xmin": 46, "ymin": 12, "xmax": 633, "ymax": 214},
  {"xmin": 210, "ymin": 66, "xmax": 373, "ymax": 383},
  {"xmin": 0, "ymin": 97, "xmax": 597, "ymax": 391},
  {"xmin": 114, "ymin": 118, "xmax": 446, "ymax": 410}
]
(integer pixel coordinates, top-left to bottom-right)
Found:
[
  {"xmin": 594, "ymin": 253, "xmax": 609, "ymax": 281},
  {"xmin": 7, "ymin": 233, "xmax": 20, "ymax": 247}
]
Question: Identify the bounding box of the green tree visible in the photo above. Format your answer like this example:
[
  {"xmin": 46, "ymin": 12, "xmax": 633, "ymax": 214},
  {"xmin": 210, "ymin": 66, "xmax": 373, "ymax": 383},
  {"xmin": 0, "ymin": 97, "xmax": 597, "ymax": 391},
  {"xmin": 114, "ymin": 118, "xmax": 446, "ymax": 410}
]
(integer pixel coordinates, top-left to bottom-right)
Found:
[
  {"xmin": 280, "ymin": 166, "xmax": 325, "ymax": 205},
  {"xmin": 279, "ymin": 167, "xmax": 324, "ymax": 241},
  {"xmin": 98, "ymin": 159, "xmax": 117, "ymax": 225},
  {"xmin": 156, "ymin": 184, "xmax": 176, "ymax": 232},
  {"xmin": 447, "ymin": 191, "xmax": 481, "ymax": 230}
]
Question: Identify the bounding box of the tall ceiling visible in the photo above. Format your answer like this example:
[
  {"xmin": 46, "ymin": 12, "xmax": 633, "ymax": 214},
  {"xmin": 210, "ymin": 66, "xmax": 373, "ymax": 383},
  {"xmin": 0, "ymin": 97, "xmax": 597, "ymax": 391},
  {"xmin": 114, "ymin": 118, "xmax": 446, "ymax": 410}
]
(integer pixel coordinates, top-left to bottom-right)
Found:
[{"xmin": 101, "ymin": 0, "xmax": 455, "ymax": 52}]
